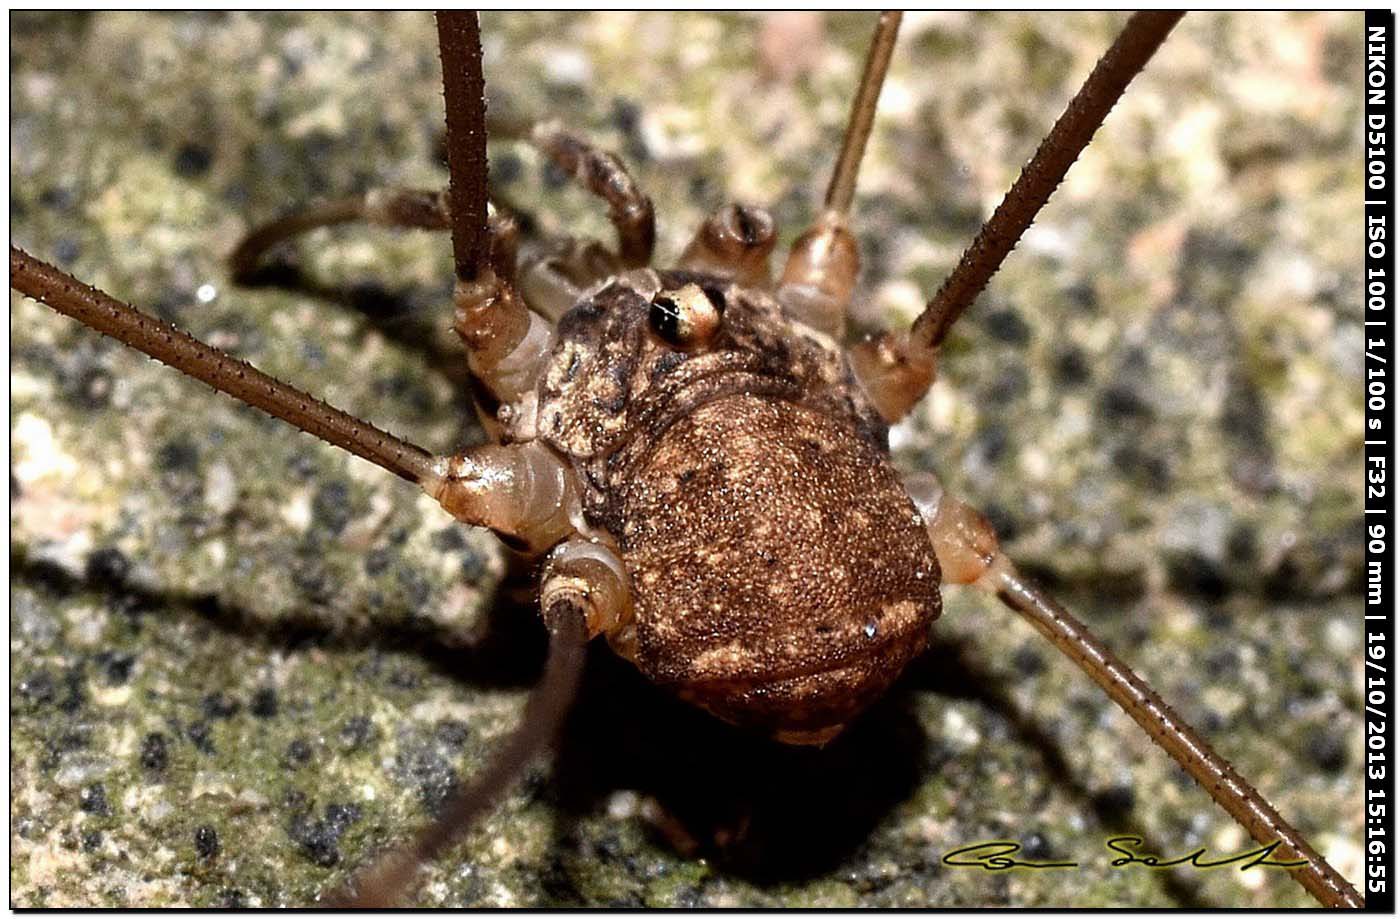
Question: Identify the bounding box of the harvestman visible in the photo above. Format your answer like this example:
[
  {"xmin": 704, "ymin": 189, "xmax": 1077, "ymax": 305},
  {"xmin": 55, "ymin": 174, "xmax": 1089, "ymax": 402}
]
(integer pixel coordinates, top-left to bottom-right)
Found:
[{"xmin": 10, "ymin": 11, "xmax": 1362, "ymax": 908}]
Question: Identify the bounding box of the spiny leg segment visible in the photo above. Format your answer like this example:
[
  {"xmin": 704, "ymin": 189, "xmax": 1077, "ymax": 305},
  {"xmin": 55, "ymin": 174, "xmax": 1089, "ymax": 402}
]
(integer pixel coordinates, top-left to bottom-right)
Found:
[
  {"xmin": 331, "ymin": 12, "xmax": 593, "ymax": 906},
  {"xmin": 904, "ymin": 476, "xmax": 1362, "ymax": 908},
  {"xmin": 10, "ymin": 13, "xmax": 591, "ymax": 904},
  {"xmin": 10, "ymin": 245, "xmax": 437, "ymax": 484},
  {"xmin": 330, "ymin": 604, "xmax": 589, "ymax": 908},
  {"xmin": 862, "ymin": 9, "xmax": 1359, "ymax": 907},
  {"xmin": 851, "ymin": 10, "xmax": 1185, "ymax": 422},
  {"xmin": 229, "ymin": 188, "xmax": 450, "ymax": 283},
  {"xmin": 9, "ymin": 245, "xmax": 571, "ymax": 550}
]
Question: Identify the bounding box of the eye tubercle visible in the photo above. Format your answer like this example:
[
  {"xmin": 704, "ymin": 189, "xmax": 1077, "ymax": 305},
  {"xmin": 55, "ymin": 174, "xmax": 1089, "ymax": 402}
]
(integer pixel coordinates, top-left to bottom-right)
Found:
[{"xmin": 649, "ymin": 283, "xmax": 724, "ymax": 350}]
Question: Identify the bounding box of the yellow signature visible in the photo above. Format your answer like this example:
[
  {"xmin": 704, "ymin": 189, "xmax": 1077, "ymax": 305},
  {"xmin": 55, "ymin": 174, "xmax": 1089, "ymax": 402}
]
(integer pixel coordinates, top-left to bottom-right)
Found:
[{"xmin": 941, "ymin": 837, "xmax": 1308, "ymax": 873}]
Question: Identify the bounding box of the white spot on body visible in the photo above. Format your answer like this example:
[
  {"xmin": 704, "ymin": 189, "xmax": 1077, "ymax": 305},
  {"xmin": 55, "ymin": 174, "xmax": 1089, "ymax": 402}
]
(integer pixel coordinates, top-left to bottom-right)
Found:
[
  {"xmin": 195, "ymin": 282, "xmax": 217, "ymax": 304},
  {"xmin": 693, "ymin": 640, "xmax": 747, "ymax": 675}
]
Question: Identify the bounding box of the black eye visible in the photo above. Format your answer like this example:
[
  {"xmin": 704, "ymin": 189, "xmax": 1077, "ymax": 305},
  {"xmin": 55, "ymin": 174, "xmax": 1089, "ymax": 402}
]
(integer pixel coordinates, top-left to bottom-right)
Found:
[
  {"xmin": 648, "ymin": 284, "xmax": 723, "ymax": 350},
  {"xmin": 650, "ymin": 295, "xmax": 685, "ymax": 346}
]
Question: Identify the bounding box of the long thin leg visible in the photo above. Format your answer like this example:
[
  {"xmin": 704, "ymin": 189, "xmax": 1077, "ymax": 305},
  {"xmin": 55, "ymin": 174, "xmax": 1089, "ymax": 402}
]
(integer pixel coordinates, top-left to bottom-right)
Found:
[
  {"xmin": 437, "ymin": 11, "xmax": 492, "ymax": 287},
  {"xmin": 437, "ymin": 12, "xmax": 553, "ymax": 404},
  {"xmin": 778, "ymin": 11, "xmax": 902, "ymax": 339},
  {"xmin": 11, "ymin": 245, "xmax": 575, "ymax": 551},
  {"xmin": 228, "ymin": 188, "xmax": 524, "ymax": 285},
  {"xmin": 990, "ymin": 564, "xmax": 1361, "ymax": 910},
  {"xmin": 822, "ymin": 10, "xmax": 903, "ymax": 218},
  {"xmin": 328, "ymin": 603, "xmax": 589, "ymax": 908},
  {"xmin": 905, "ymin": 474, "xmax": 1363, "ymax": 909},
  {"xmin": 851, "ymin": 11, "xmax": 1185, "ymax": 423},
  {"xmin": 11, "ymin": 246, "xmax": 435, "ymax": 484}
]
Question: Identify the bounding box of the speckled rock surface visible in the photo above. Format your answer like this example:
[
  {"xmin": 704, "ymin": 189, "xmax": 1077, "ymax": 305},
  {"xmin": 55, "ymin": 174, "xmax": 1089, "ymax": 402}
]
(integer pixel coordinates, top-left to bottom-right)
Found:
[{"xmin": 11, "ymin": 12, "xmax": 1364, "ymax": 908}]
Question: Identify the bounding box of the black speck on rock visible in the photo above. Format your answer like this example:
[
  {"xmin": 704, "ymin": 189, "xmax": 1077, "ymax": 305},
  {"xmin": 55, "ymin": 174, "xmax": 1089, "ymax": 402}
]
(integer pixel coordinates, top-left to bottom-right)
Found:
[
  {"xmin": 338, "ymin": 715, "xmax": 379, "ymax": 753},
  {"xmin": 434, "ymin": 719, "xmax": 471, "ymax": 749},
  {"xmin": 1011, "ymin": 644, "xmax": 1045, "ymax": 676},
  {"xmin": 156, "ymin": 437, "xmax": 201, "ymax": 474},
  {"xmin": 250, "ymin": 687, "xmax": 279, "ymax": 719},
  {"xmin": 393, "ymin": 742, "xmax": 460, "ymax": 817},
  {"xmin": 218, "ymin": 889, "xmax": 245, "ymax": 909},
  {"xmin": 140, "ymin": 732, "xmax": 170, "ymax": 773},
  {"xmin": 1098, "ymin": 385, "xmax": 1154, "ymax": 423},
  {"xmin": 85, "ymin": 547, "xmax": 131, "ymax": 586},
  {"xmin": 1226, "ymin": 523, "xmax": 1258, "ymax": 565},
  {"xmin": 38, "ymin": 184, "xmax": 76, "ymax": 212},
  {"xmin": 311, "ymin": 480, "xmax": 354, "ymax": 537},
  {"xmin": 1092, "ymin": 785, "xmax": 1136, "ymax": 823},
  {"xmin": 396, "ymin": 567, "xmax": 431, "ymax": 611},
  {"xmin": 1020, "ymin": 831, "xmax": 1054, "ymax": 860},
  {"xmin": 542, "ymin": 158, "xmax": 570, "ymax": 190},
  {"xmin": 94, "ymin": 651, "xmax": 135, "ymax": 686},
  {"xmin": 1052, "ymin": 345, "xmax": 1091, "ymax": 386},
  {"xmin": 980, "ymin": 502, "xmax": 1018, "ymax": 543},
  {"xmin": 59, "ymin": 666, "xmax": 87, "ymax": 713},
  {"xmin": 288, "ymin": 453, "xmax": 319, "ymax": 481},
  {"xmin": 82, "ymin": 830, "xmax": 104, "ymax": 852},
  {"xmin": 69, "ymin": 365, "xmax": 114, "ymax": 409},
  {"xmin": 431, "ymin": 526, "xmax": 467, "ymax": 552},
  {"xmin": 186, "ymin": 720, "xmax": 216, "ymax": 754},
  {"xmin": 611, "ymin": 96, "xmax": 642, "ymax": 134},
  {"xmin": 194, "ymin": 824, "xmax": 220, "ymax": 860},
  {"xmin": 1164, "ymin": 550, "xmax": 1229, "ymax": 601},
  {"xmin": 982, "ymin": 308, "xmax": 1031, "ymax": 346},
  {"xmin": 201, "ymin": 692, "xmax": 241, "ymax": 720},
  {"xmin": 1202, "ymin": 648, "xmax": 1239, "ymax": 680},
  {"xmin": 283, "ymin": 737, "xmax": 314, "ymax": 769},
  {"xmin": 492, "ymin": 148, "xmax": 524, "ymax": 185},
  {"xmin": 290, "ymin": 559, "xmax": 332, "ymax": 604},
  {"xmin": 17, "ymin": 669, "xmax": 57, "ymax": 708},
  {"xmin": 1063, "ymin": 281, "xmax": 1098, "ymax": 311},
  {"xmin": 79, "ymin": 782, "xmax": 111, "ymax": 816},
  {"xmin": 287, "ymin": 802, "xmax": 361, "ymax": 868},
  {"xmin": 363, "ymin": 546, "xmax": 394, "ymax": 577},
  {"xmin": 1306, "ymin": 728, "xmax": 1347, "ymax": 773},
  {"xmin": 326, "ymin": 802, "xmax": 361, "ymax": 831},
  {"xmin": 986, "ymin": 364, "xmax": 1029, "ymax": 403},
  {"xmin": 387, "ymin": 668, "xmax": 421, "ymax": 691},
  {"xmin": 459, "ymin": 544, "xmax": 490, "ymax": 583},
  {"xmin": 173, "ymin": 142, "xmax": 213, "ymax": 178},
  {"xmin": 53, "ymin": 727, "xmax": 91, "ymax": 755},
  {"xmin": 53, "ymin": 237, "xmax": 81, "ymax": 266},
  {"xmin": 971, "ymin": 423, "xmax": 1009, "ymax": 465},
  {"xmin": 1111, "ymin": 444, "xmax": 1173, "ymax": 490}
]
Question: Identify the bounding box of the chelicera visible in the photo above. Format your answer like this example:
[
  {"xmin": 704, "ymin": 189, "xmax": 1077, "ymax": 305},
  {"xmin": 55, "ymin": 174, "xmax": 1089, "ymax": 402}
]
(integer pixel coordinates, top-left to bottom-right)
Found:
[{"xmin": 10, "ymin": 10, "xmax": 1360, "ymax": 907}]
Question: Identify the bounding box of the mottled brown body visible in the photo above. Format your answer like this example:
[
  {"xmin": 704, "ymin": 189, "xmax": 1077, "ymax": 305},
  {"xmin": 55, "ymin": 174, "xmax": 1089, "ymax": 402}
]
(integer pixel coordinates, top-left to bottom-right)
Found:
[{"xmin": 536, "ymin": 269, "xmax": 942, "ymax": 743}]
